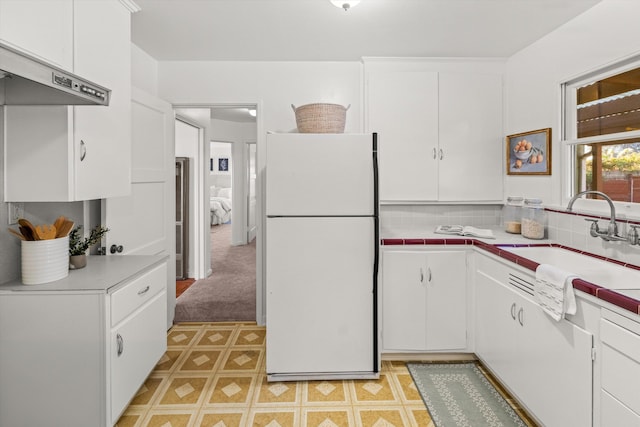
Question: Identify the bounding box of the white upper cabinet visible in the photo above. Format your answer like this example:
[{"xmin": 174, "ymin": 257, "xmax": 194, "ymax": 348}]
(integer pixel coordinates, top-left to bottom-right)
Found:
[
  {"xmin": 4, "ymin": 0, "xmax": 132, "ymax": 202},
  {"xmin": 365, "ymin": 59, "xmax": 504, "ymax": 203},
  {"xmin": 367, "ymin": 71, "xmax": 439, "ymax": 201},
  {"xmin": 72, "ymin": 0, "xmax": 131, "ymax": 200},
  {"xmin": 0, "ymin": 0, "xmax": 74, "ymax": 70},
  {"xmin": 438, "ymin": 72, "xmax": 503, "ymax": 201}
]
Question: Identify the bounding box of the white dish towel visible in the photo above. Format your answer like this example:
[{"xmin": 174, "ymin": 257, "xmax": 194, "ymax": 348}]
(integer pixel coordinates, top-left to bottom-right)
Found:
[{"xmin": 535, "ymin": 264, "xmax": 579, "ymax": 321}]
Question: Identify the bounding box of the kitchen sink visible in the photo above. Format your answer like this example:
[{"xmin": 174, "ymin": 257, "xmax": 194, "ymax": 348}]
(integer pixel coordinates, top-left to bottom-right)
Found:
[{"xmin": 499, "ymin": 246, "xmax": 640, "ymax": 290}]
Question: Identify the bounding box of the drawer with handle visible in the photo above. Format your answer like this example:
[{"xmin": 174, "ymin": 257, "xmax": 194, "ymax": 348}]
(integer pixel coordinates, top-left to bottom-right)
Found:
[
  {"xmin": 601, "ymin": 309, "xmax": 640, "ymax": 417},
  {"xmin": 111, "ymin": 263, "xmax": 166, "ymax": 326}
]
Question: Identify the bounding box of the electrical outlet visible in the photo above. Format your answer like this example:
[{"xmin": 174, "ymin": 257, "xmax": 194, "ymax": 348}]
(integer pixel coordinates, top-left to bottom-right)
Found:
[{"xmin": 7, "ymin": 202, "xmax": 24, "ymax": 225}]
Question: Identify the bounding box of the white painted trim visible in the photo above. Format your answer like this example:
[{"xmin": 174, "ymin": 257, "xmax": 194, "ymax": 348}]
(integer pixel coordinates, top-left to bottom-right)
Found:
[
  {"xmin": 562, "ymin": 130, "xmax": 640, "ymax": 146},
  {"xmin": 175, "ymin": 115, "xmax": 206, "ymax": 280},
  {"xmin": 119, "ymin": 0, "xmax": 141, "ymax": 13},
  {"xmin": 255, "ymin": 100, "xmax": 266, "ymax": 326}
]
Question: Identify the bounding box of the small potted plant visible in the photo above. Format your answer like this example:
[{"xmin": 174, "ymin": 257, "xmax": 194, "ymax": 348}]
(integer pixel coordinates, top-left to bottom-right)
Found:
[{"xmin": 68, "ymin": 225, "xmax": 109, "ymax": 269}]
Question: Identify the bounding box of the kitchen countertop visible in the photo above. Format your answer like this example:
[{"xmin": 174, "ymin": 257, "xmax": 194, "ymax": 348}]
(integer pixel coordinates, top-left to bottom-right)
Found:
[
  {"xmin": 381, "ymin": 225, "xmax": 537, "ymax": 245},
  {"xmin": 0, "ymin": 254, "xmax": 168, "ymax": 293},
  {"xmin": 380, "ymin": 226, "xmax": 640, "ymax": 316}
]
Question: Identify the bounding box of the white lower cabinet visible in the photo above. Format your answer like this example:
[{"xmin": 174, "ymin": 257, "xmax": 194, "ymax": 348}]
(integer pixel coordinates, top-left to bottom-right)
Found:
[
  {"xmin": 110, "ymin": 290, "xmax": 167, "ymax": 422},
  {"xmin": 600, "ymin": 309, "xmax": 640, "ymax": 425},
  {"xmin": 0, "ymin": 260, "xmax": 167, "ymax": 427},
  {"xmin": 475, "ymin": 253, "xmax": 593, "ymax": 427},
  {"xmin": 382, "ymin": 249, "xmax": 467, "ymax": 352}
]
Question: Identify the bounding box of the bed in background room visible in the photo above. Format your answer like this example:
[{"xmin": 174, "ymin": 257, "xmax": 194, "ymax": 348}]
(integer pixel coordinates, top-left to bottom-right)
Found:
[{"xmin": 210, "ymin": 186, "xmax": 232, "ymax": 225}]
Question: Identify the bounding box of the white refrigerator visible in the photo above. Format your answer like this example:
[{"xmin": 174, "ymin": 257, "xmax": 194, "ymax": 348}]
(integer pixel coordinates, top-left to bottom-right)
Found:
[{"xmin": 265, "ymin": 132, "xmax": 380, "ymax": 381}]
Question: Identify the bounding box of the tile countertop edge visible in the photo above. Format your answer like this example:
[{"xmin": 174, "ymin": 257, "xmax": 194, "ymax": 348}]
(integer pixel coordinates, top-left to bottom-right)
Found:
[
  {"xmin": 0, "ymin": 254, "xmax": 169, "ymax": 292},
  {"xmin": 381, "ymin": 235, "xmax": 640, "ymax": 316}
]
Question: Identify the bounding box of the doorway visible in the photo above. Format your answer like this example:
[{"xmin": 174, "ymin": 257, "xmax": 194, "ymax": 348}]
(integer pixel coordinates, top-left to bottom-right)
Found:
[{"xmin": 173, "ymin": 105, "xmax": 259, "ymax": 322}]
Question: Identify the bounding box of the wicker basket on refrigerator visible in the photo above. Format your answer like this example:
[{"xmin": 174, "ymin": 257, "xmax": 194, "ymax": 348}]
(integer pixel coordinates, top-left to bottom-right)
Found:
[{"xmin": 292, "ymin": 103, "xmax": 350, "ymax": 133}]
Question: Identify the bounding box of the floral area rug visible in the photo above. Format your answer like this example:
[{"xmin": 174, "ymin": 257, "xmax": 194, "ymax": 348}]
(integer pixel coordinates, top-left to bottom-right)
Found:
[{"xmin": 407, "ymin": 362, "xmax": 528, "ymax": 427}]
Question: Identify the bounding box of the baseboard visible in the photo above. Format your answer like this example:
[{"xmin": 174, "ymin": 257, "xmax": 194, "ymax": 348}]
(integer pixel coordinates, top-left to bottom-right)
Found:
[{"xmin": 382, "ymin": 352, "xmax": 477, "ymax": 362}]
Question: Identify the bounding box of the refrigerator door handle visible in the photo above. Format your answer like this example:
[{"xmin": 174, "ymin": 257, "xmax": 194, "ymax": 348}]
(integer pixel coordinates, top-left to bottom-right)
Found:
[{"xmin": 372, "ymin": 132, "xmax": 380, "ymax": 374}]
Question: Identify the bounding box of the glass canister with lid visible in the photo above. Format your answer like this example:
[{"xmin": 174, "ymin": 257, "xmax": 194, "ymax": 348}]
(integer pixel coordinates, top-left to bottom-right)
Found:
[
  {"xmin": 503, "ymin": 196, "xmax": 524, "ymax": 234},
  {"xmin": 521, "ymin": 198, "xmax": 547, "ymax": 239}
]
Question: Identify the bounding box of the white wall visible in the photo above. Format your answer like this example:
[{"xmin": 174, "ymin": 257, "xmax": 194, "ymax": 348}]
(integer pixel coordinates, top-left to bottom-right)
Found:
[
  {"xmin": 159, "ymin": 61, "xmax": 361, "ymax": 133},
  {"xmin": 210, "ymin": 141, "xmax": 233, "ymax": 189},
  {"xmin": 505, "ymin": 0, "xmax": 640, "ymax": 209},
  {"xmin": 131, "ymin": 43, "xmax": 159, "ymax": 96}
]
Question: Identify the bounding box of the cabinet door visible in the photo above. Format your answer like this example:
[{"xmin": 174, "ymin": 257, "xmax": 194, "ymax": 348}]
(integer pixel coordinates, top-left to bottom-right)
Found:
[
  {"xmin": 425, "ymin": 251, "xmax": 467, "ymax": 350},
  {"xmin": 4, "ymin": 106, "xmax": 75, "ymax": 202},
  {"xmin": 73, "ymin": 0, "xmax": 131, "ymax": 200},
  {"xmin": 367, "ymin": 71, "xmax": 439, "ymax": 202},
  {"xmin": 475, "ymin": 269, "xmax": 518, "ymax": 386},
  {"xmin": 110, "ymin": 291, "xmax": 167, "ymax": 424},
  {"xmin": 518, "ymin": 294, "xmax": 593, "ymax": 427},
  {"xmin": 438, "ymin": 72, "xmax": 503, "ymax": 201},
  {"xmin": 0, "ymin": 0, "xmax": 73, "ymax": 70},
  {"xmin": 382, "ymin": 251, "xmax": 427, "ymax": 351}
]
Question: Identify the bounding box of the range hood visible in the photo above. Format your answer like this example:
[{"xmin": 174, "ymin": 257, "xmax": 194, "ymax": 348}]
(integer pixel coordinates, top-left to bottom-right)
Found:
[{"xmin": 0, "ymin": 42, "xmax": 110, "ymax": 106}]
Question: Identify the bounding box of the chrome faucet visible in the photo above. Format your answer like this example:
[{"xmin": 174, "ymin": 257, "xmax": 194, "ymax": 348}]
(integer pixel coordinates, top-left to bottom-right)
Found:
[{"xmin": 566, "ymin": 190, "xmax": 627, "ymax": 242}]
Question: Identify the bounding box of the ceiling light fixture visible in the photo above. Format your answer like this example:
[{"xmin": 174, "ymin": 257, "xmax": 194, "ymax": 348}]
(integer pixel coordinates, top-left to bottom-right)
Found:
[{"xmin": 330, "ymin": 0, "xmax": 360, "ymax": 11}]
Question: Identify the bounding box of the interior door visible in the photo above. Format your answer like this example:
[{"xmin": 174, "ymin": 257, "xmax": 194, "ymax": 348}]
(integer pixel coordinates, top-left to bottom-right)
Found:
[{"xmin": 102, "ymin": 87, "xmax": 176, "ymax": 327}]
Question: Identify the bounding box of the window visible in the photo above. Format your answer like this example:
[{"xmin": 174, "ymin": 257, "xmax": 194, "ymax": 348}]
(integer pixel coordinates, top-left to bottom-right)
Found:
[{"xmin": 564, "ymin": 60, "xmax": 640, "ymax": 202}]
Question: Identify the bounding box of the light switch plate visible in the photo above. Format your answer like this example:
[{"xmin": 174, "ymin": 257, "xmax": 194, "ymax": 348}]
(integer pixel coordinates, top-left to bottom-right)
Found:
[{"xmin": 7, "ymin": 202, "xmax": 24, "ymax": 225}]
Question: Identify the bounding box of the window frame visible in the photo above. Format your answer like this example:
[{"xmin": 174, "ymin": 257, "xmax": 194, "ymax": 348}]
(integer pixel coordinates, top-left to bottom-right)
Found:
[{"xmin": 561, "ymin": 55, "xmax": 640, "ymax": 207}]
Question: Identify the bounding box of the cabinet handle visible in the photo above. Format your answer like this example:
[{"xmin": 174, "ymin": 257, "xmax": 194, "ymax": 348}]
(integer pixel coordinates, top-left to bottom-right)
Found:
[
  {"xmin": 510, "ymin": 302, "xmax": 517, "ymax": 320},
  {"xmin": 439, "ymin": 148, "xmax": 444, "ymax": 160},
  {"xmin": 138, "ymin": 285, "xmax": 150, "ymax": 296},
  {"xmin": 420, "ymin": 268, "xmax": 424, "ymax": 284},
  {"xmin": 80, "ymin": 140, "xmax": 87, "ymax": 161},
  {"xmin": 427, "ymin": 267, "xmax": 432, "ymax": 283},
  {"xmin": 432, "ymin": 147, "xmax": 437, "ymax": 160},
  {"xmin": 517, "ymin": 307, "xmax": 524, "ymax": 326},
  {"xmin": 116, "ymin": 333, "xmax": 124, "ymax": 357}
]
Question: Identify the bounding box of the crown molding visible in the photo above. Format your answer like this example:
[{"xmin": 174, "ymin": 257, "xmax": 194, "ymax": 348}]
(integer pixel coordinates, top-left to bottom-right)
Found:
[{"xmin": 119, "ymin": 0, "xmax": 141, "ymax": 13}]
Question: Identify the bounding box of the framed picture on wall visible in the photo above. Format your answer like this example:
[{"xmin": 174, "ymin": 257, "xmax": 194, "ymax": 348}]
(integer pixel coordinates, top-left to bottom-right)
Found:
[
  {"xmin": 506, "ymin": 128, "xmax": 551, "ymax": 175},
  {"xmin": 218, "ymin": 157, "xmax": 229, "ymax": 172}
]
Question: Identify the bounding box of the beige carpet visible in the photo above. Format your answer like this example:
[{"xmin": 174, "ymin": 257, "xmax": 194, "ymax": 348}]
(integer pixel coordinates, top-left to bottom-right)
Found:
[{"xmin": 174, "ymin": 224, "xmax": 256, "ymax": 322}]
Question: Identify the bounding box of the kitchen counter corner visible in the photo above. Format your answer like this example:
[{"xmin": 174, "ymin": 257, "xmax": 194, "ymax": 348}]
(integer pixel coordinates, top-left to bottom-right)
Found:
[{"xmin": 0, "ymin": 254, "xmax": 168, "ymax": 293}]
